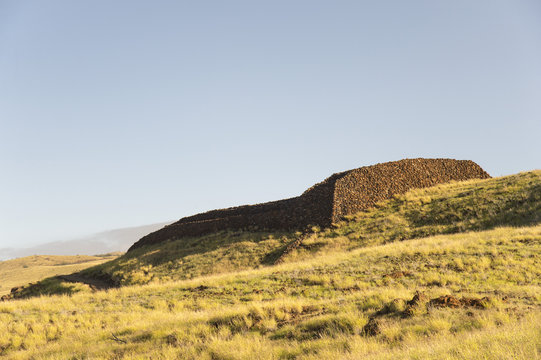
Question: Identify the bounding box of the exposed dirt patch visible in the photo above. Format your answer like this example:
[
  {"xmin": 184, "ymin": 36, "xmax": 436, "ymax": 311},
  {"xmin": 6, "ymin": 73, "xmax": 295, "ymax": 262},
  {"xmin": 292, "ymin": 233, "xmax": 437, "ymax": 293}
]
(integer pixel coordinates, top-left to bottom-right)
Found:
[
  {"xmin": 429, "ymin": 295, "xmax": 490, "ymax": 309},
  {"xmin": 362, "ymin": 317, "xmax": 380, "ymax": 336},
  {"xmin": 400, "ymin": 293, "xmax": 490, "ymax": 316},
  {"xmin": 403, "ymin": 291, "xmax": 429, "ymax": 317},
  {"xmin": 428, "ymin": 294, "xmax": 462, "ymax": 308}
]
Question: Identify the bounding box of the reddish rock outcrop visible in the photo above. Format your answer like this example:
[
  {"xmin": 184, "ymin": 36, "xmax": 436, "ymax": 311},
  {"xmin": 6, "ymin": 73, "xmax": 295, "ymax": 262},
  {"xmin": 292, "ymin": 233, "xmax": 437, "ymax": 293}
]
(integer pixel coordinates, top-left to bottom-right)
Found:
[
  {"xmin": 429, "ymin": 295, "xmax": 490, "ymax": 309},
  {"xmin": 128, "ymin": 158, "xmax": 490, "ymax": 252}
]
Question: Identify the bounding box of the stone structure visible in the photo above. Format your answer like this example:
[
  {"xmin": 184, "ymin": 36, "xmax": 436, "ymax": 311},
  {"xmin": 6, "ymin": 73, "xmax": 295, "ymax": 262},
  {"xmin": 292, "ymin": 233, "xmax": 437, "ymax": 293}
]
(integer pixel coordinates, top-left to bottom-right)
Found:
[{"xmin": 128, "ymin": 158, "xmax": 490, "ymax": 251}]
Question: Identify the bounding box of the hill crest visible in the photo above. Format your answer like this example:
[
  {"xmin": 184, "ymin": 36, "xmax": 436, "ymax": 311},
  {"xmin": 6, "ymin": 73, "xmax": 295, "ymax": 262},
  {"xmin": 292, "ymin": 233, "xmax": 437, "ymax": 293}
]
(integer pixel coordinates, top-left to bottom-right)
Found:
[{"xmin": 128, "ymin": 158, "xmax": 489, "ymax": 251}]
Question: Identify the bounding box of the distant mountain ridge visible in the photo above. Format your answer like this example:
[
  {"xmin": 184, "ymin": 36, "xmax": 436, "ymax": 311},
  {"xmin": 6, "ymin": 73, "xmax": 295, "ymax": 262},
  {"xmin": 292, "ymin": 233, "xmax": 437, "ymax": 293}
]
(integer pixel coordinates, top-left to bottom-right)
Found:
[{"xmin": 0, "ymin": 222, "xmax": 172, "ymax": 261}]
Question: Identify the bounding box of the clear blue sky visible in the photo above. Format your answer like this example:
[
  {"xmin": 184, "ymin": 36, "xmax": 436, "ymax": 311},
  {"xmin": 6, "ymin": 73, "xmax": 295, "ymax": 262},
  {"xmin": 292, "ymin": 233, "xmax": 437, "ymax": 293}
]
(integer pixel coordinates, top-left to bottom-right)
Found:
[{"xmin": 1, "ymin": 1, "xmax": 540, "ymax": 249}]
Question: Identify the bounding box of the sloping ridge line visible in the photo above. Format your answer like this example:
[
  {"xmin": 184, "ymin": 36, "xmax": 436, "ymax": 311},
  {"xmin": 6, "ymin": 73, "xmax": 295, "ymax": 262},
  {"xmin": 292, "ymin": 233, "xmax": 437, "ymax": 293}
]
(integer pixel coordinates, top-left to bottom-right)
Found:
[{"xmin": 128, "ymin": 158, "xmax": 490, "ymax": 252}]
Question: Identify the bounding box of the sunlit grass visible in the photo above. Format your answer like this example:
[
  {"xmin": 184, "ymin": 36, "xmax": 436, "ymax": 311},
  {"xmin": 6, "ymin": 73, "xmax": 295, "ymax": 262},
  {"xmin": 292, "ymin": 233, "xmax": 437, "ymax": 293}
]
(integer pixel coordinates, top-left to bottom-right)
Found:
[
  {"xmin": 0, "ymin": 254, "xmax": 119, "ymax": 296},
  {"xmin": 41, "ymin": 170, "xmax": 537, "ymax": 290},
  {"xmin": 1, "ymin": 225, "xmax": 539, "ymax": 359},
  {"xmin": 1, "ymin": 170, "xmax": 539, "ymax": 358}
]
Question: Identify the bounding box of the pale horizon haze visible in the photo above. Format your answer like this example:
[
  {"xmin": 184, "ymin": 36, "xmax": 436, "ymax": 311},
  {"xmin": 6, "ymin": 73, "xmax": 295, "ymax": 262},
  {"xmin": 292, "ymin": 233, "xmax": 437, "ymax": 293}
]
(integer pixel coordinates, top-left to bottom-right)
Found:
[{"xmin": 1, "ymin": 1, "xmax": 540, "ymax": 252}]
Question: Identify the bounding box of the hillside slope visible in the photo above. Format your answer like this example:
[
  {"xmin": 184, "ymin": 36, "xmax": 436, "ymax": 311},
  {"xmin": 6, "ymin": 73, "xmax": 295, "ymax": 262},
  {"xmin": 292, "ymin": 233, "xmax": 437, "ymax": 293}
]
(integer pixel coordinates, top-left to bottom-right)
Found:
[
  {"xmin": 0, "ymin": 170, "xmax": 539, "ymax": 359},
  {"xmin": 129, "ymin": 158, "xmax": 490, "ymax": 251},
  {"xmin": 0, "ymin": 225, "xmax": 539, "ymax": 359},
  {"xmin": 0, "ymin": 254, "xmax": 119, "ymax": 296},
  {"xmin": 77, "ymin": 170, "xmax": 540, "ymax": 287}
]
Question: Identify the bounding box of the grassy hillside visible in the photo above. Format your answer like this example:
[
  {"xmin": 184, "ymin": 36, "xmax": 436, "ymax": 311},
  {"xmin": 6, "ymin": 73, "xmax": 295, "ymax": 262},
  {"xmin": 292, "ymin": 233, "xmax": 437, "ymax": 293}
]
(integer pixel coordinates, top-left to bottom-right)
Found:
[
  {"xmin": 0, "ymin": 170, "xmax": 539, "ymax": 359},
  {"xmin": 0, "ymin": 254, "xmax": 119, "ymax": 296},
  {"xmin": 286, "ymin": 169, "xmax": 540, "ymax": 260},
  {"xmin": 77, "ymin": 170, "xmax": 540, "ymax": 286},
  {"xmin": 0, "ymin": 225, "xmax": 539, "ymax": 359}
]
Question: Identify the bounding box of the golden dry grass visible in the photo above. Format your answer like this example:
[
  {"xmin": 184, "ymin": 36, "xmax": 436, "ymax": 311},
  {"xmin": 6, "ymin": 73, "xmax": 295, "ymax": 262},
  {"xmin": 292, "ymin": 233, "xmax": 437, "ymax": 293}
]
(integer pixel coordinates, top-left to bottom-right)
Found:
[
  {"xmin": 0, "ymin": 254, "xmax": 119, "ymax": 296},
  {"xmin": 0, "ymin": 225, "xmax": 539, "ymax": 359},
  {"xmin": 74, "ymin": 170, "xmax": 540, "ymax": 287},
  {"xmin": 1, "ymin": 171, "xmax": 539, "ymax": 359}
]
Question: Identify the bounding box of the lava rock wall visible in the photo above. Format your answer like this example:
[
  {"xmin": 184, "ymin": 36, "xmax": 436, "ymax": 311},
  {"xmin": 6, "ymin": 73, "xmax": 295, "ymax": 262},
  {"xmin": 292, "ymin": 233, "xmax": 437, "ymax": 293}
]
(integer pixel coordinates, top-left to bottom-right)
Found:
[
  {"xmin": 331, "ymin": 159, "xmax": 490, "ymax": 222},
  {"xmin": 128, "ymin": 158, "xmax": 490, "ymax": 252}
]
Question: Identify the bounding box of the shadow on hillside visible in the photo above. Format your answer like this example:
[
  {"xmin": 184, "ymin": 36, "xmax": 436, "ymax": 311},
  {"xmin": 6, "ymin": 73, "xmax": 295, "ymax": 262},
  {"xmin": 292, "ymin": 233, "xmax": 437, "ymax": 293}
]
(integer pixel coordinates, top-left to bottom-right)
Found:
[
  {"xmin": 3, "ymin": 277, "xmax": 89, "ymax": 301},
  {"xmin": 124, "ymin": 229, "xmax": 290, "ymax": 265}
]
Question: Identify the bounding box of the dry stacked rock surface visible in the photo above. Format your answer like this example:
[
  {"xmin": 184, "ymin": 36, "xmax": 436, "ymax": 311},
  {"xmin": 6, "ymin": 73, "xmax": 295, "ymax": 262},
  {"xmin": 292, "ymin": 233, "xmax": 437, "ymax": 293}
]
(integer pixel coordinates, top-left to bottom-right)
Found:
[{"xmin": 128, "ymin": 158, "xmax": 490, "ymax": 251}]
